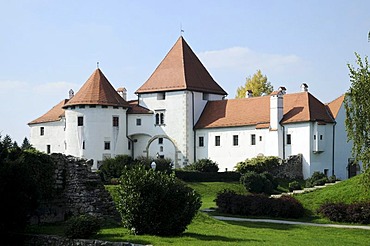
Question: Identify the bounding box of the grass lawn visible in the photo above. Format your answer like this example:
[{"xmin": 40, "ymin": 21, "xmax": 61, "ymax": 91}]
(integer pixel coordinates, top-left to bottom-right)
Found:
[{"xmin": 187, "ymin": 182, "xmax": 247, "ymax": 209}]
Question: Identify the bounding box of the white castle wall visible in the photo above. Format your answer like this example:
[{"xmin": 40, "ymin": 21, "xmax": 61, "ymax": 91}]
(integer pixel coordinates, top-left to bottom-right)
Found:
[{"xmin": 29, "ymin": 120, "xmax": 66, "ymax": 154}]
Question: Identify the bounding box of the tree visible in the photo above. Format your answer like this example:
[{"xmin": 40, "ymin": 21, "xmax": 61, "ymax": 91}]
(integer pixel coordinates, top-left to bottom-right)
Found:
[
  {"xmin": 21, "ymin": 137, "xmax": 33, "ymax": 150},
  {"xmin": 345, "ymin": 53, "xmax": 370, "ymax": 188},
  {"xmin": 236, "ymin": 70, "xmax": 273, "ymax": 98}
]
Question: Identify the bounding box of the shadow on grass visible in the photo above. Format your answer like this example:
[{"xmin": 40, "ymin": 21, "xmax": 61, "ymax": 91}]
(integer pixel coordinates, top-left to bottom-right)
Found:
[
  {"xmin": 183, "ymin": 232, "xmax": 260, "ymax": 243},
  {"xmin": 221, "ymin": 220, "xmax": 299, "ymax": 231},
  {"xmin": 96, "ymin": 233, "xmax": 152, "ymax": 245}
]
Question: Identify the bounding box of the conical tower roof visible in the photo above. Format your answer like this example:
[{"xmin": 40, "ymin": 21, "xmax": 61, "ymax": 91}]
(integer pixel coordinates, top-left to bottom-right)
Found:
[
  {"xmin": 64, "ymin": 69, "xmax": 129, "ymax": 108},
  {"xmin": 136, "ymin": 36, "xmax": 227, "ymax": 95}
]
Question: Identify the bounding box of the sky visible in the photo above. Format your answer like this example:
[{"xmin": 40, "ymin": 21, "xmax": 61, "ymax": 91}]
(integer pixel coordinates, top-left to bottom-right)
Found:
[{"xmin": 1, "ymin": 0, "xmax": 369, "ymax": 143}]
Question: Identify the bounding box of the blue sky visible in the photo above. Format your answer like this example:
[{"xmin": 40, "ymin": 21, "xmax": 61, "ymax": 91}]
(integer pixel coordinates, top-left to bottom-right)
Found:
[{"xmin": 1, "ymin": 0, "xmax": 369, "ymax": 143}]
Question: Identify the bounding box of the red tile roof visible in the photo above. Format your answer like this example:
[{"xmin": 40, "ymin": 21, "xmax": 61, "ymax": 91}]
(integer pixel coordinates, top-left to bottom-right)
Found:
[
  {"xmin": 127, "ymin": 100, "xmax": 152, "ymax": 114},
  {"xmin": 64, "ymin": 69, "xmax": 129, "ymax": 108},
  {"xmin": 326, "ymin": 94, "xmax": 345, "ymax": 119},
  {"xmin": 135, "ymin": 36, "xmax": 227, "ymax": 95},
  {"xmin": 28, "ymin": 99, "xmax": 69, "ymax": 125},
  {"xmin": 195, "ymin": 92, "xmax": 335, "ymax": 129}
]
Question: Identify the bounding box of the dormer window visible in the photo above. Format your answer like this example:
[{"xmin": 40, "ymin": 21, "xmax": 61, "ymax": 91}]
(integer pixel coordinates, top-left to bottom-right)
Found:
[{"xmin": 157, "ymin": 92, "xmax": 166, "ymax": 100}]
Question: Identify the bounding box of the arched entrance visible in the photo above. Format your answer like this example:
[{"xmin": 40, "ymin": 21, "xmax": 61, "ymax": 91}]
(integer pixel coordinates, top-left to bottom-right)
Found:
[{"xmin": 145, "ymin": 135, "xmax": 178, "ymax": 167}]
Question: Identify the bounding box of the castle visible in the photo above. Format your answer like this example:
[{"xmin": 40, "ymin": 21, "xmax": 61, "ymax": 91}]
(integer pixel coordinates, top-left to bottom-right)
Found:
[{"xmin": 29, "ymin": 36, "xmax": 357, "ymax": 179}]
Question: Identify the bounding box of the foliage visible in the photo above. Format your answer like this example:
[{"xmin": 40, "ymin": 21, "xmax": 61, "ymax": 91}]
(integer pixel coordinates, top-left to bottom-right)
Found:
[
  {"xmin": 215, "ymin": 190, "xmax": 304, "ymax": 218},
  {"xmin": 99, "ymin": 155, "xmax": 135, "ymax": 183},
  {"xmin": 0, "ymin": 135, "xmax": 56, "ymax": 236},
  {"xmin": 240, "ymin": 171, "xmax": 278, "ymax": 194},
  {"xmin": 235, "ymin": 69, "xmax": 274, "ymax": 98},
  {"xmin": 318, "ymin": 202, "xmax": 370, "ymax": 224},
  {"xmin": 235, "ymin": 156, "xmax": 280, "ymax": 174},
  {"xmin": 116, "ymin": 166, "xmax": 201, "ymax": 236},
  {"xmin": 21, "ymin": 137, "xmax": 34, "ymax": 150},
  {"xmin": 135, "ymin": 156, "xmax": 173, "ymax": 173},
  {"xmin": 64, "ymin": 214, "xmax": 101, "ymax": 239},
  {"xmin": 183, "ymin": 159, "xmax": 219, "ymax": 172},
  {"xmin": 175, "ymin": 170, "xmax": 240, "ymax": 182},
  {"xmin": 345, "ymin": 53, "xmax": 370, "ymax": 188},
  {"xmin": 305, "ymin": 171, "xmax": 328, "ymax": 188},
  {"xmin": 288, "ymin": 181, "xmax": 302, "ymax": 192}
]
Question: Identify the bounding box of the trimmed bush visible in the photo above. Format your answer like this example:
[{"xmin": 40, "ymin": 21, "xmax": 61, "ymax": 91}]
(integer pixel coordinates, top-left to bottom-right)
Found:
[
  {"xmin": 184, "ymin": 159, "xmax": 219, "ymax": 172},
  {"xmin": 235, "ymin": 156, "xmax": 280, "ymax": 174},
  {"xmin": 215, "ymin": 190, "xmax": 304, "ymax": 218},
  {"xmin": 240, "ymin": 171, "xmax": 277, "ymax": 194},
  {"xmin": 135, "ymin": 156, "xmax": 173, "ymax": 173},
  {"xmin": 288, "ymin": 181, "xmax": 302, "ymax": 192},
  {"xmin": 175, "ymin": 170, "xmax": 241, "ymax": 182},
  {"xmin": 318, "ymin": 202, "xmax": 370, "ymax": 224},
  {"xmin": 64, "ymin": 214, "xmax": 101, "ymax": 239},
  {"xmin": 99, "ymin": 155, "xmax": 135, "ymax": 183},
  {"xmin": 116, "ymin": 167, "xmax": 201, "ymax": 236},
  {"xmin": 306, "ymin": 171, "xmax": 329, "ymax": 187}
]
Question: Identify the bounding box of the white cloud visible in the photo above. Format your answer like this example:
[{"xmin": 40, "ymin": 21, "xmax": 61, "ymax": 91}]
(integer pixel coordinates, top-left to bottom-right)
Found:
[{"xmin": 198, "ymin": 47, "xmax": 309, "ymax": 76}]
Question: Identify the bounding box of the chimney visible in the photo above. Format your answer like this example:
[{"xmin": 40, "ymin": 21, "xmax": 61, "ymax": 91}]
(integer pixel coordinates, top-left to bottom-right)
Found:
[
  {"xmin": 246, "ymin": 90, "xmax": 253, "ymax": 98},
  {"xmin": 117, "ymin": 87, "xmax": 127, "ymax": 101},
  {"xmin": 69, "ymin": 89, "xmax": 74, "ymax": 99},
  {"xmin": 301, "ymin": 83, "xmax": 308, "ymax": 92},
  {"xmin": 270, "ymin": 87, "xmax": 284, "ymax": 130}
]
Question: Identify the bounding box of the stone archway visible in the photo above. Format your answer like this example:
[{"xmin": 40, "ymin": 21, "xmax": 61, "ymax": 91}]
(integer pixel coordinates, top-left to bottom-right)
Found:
[{"xmin": 145, "ymin": 135, "xmax": 178, "ymax": 167}]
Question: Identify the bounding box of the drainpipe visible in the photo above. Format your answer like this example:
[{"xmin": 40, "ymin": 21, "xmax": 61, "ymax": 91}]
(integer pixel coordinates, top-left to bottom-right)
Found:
[
  {"xmin": 191, "ymin": 91, "xmax": 196, "ymax": 162},
  {"xmin": 282, "ymin": 125, "xmax": 285, "ymax": 159},
  {"xmin": 332, "ymin": 122, "xmax": 336, "ymax": 176}
]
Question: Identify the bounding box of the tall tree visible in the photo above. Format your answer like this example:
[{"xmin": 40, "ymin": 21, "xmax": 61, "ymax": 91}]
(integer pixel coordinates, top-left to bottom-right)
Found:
[
  {"xmin": 345, "ymin": 53, "xmax": 370, "ymax": 187},
  {"xmin": 21, "ymin": 137, "xmax": 33, "ymax": 150},
  {"xmin": 235, "ymin": 70, "xmax": 274, "ymax": 98}
]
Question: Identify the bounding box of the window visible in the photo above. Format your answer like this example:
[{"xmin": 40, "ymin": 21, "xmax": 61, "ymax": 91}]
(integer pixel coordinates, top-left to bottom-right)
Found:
[
  {"xmin": 155, "ymin": 112, "xmax": 165, "ymax": 125},
  {"xmin": 202, "ymin": 93, "xmax": 209, "ymax": 100},
  {"xmin": 320, "ymin": 135, "xmax": 323, "ymax": 140},
  {"xmin": 157, "ymin": 92, "xmax": 166, "ymax": 100},
  {"xmin": 46, "ymin": 145, "xmax": 51, "ymax": 154},
  {"xmin": 102, "ymin": 105, "xmax": 108, "ymax": 108},
  {"xmin": 160, "ymin": 146, "xmax": 164, "ymax": 152},
  {"xmin": 233, "ymin": 135, "xmax": 239, "ymax": 146},
  {"xmin": 215, "ymin": 136, "xmax": 220, "ymax": 146},
  {"xmin": 259, "ymin": 136, "xmax": 262, "ymax": 141},
  {"xmin": 77, "ymin": 116, "xmax": 84, "ymax": 126},
  {"xmin": 158, "ymin": 138, "xmax": 163, "ymax": 144},
  {"xmin": 89, "ymin": 105, "xmax": 96, "ymax": 108},
  {"xmin": 251, "ymin": 134, "xmax": 256, "ymax": 145},
  {"xmin": 113, "ymin": 116, "xmax": 119, "ymax": 127},
  {"xmin": 128, "ymin": 141, "xmax": 131, "ymax": 150},
  {"xmin": 287, "ymin": 134, "xmax": 292, "ymax": 145},
  {"xmin": 313, "ymin": 135, "xmax": 316, "ymax": 140},
  {"xmin": 324, "ymin": 168, "xmax": 329, "ymax": 176},
  {"xmin": 199, "ymin": 136, "xmax": 204, "ymax": 147},
  {"xmin": 136, "ymin": 118, "xmax": 141, "ymax": 126},
  {"xmin": 40, "ymin": 127, "xmax": 44, "ymax": 136},
  {"xmin": 104, "ymin": 141, "xmax": 110, "ymax": 150},
  {"xmin": 79, "ymin": 105, "xmax": 85, "ymax": 109},
  {"xmin": 82, "ymin": 141, "xmax": 85, "ymax": 149}
]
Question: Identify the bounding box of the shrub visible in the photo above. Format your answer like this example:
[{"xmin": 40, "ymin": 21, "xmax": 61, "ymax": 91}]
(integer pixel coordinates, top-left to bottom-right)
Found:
[
  {"xmin": 215, "ymin": 190, "xmax": 304, "ymax": 218},
  {"xmin": 116, "ymin": 167, "xmax": 201, "ymax": 236},
  {"xmin": 98, "ymin": 155, "xmax": 135, "ymax": 183},
  {"xmin": 235, "ymin": 156, "xmax": 280, "ymax": 174},
  {"xmin": 305, "ymin": 171, "xmax": 328, "ymax": 187},
  {"xmin": 318, "ymin": 202, "xmax": 370, "ymax": 224},
  {"xmin": 184, "ymin": 159, "xmax": 219, "ymax": 172},
  {"xmin": 175, "ymin": 170, "xmax": 241, "ymax": 182},
  {"xmin": 288, "ymin": 181, "xmax": 302, "ymax": 192},
  {"xmin": 135, "ymin": 156, "xmax": 173, "ymax": 173},
  {"xmin": 240, "ymin": 171, "xmax": 277, "ymax": 194},
  {"xmin": 64, "ymin": 214, "xmax": 101, "ymax": 239},
  {"xmin": 328, "ymin": 175, "xmax": 337, "ymax": 183}
]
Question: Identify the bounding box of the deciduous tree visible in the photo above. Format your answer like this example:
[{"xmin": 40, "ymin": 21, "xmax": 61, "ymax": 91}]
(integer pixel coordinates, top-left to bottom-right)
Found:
[
  {"xmin": 236, "ymin": 70, "xmax": 273, "ymax": 98},
  {"xmin": 345, "ymin": 53, "xmax": 370, "ymax": 187}
]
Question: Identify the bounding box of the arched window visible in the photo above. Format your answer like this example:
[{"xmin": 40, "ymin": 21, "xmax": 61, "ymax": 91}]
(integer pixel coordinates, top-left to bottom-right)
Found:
[
  {"xmin": 155, "ymin": 113, "xmax": 160, "ymax": 125},
  {"xmin": 160, "ymin": 113, "xmax": 164, "ymax": 125}
]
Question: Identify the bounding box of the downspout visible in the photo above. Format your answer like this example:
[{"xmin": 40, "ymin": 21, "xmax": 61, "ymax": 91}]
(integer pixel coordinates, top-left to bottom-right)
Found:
[
  {"xmin": 191, "ymin": 91, "xmax": 196, "ymax": 162},
  {"xmin": 332, "ymin": 122, "xmax": 336, "ymax": 176},
  {"xmin": 282, "ymin": 125, "xmax": 285, "ymax": 159},
  {"xmin": 126, "ymin": 109, "xmax": 134, "ymax": 158}
]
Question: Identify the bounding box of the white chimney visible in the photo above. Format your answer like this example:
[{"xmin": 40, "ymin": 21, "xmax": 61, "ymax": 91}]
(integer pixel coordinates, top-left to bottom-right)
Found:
[
  {"xmin": 69, "ymin": 89, "xmax": 74, "ymax": 99},
  {"xmin": 270, "ymin": 87, "xmax": 284, "ymax": 130},
  {"xmin": 117, "ymin": 87, "xmax": 127, "ymax": 101},
  {"xmin": 246, "ymin": 90, "xmax": 253, "ymax": 98},
  {"xmin": 301, "ymin": 83, "xmax": 308, "ymax": 92}
]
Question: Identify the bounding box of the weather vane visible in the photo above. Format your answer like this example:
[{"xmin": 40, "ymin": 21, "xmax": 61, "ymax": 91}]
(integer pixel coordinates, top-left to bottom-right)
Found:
[
  {"xmin": 180, "ymin": 23, "xmax": 184, "ymax": 36},
  {"xmin": 97, "ymin": 61, "xmax": 99, "ymax": 68}
]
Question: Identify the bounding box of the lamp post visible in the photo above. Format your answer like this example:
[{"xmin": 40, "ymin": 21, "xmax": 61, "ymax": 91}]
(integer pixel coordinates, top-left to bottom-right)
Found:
[{"xmin": 151, "ymin": 161, "xmax": 156, "ymax": 170}]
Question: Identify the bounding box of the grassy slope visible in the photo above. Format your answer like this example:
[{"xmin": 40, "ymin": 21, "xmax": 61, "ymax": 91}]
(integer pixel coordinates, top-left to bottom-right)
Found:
[
  {"xmin": 187, "ymin": 182, "xmax": 247, "ymax": 209},
  {"xmin": 295, "ymin": 174, "xmax": 370, "ymax": 214}
]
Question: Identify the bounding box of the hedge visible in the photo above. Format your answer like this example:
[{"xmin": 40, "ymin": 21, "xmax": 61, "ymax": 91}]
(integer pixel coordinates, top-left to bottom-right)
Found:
[{"xmin": 175, "ymin": 170, "xmax": 241, "ymax": 182}]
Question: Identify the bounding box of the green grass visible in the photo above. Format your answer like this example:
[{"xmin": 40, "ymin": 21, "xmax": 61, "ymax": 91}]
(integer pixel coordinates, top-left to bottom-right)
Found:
[
  {"xmin": 187, "ymin": 182, "xmax": 247, "ymax": 209},
  {"xmin": 295, "ymin": 175, "xmax": 370, "ymax": 214}
]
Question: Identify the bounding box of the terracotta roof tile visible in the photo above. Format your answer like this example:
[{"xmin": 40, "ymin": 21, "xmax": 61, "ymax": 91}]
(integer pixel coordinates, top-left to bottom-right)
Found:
[
  {"xmin": 28, "ymin": 99, "xmax": 68, "ymax": 125},
  {"xmin": 195, "ymin": 92, "xmax": 335, "ymax": 129},
  {"xmin": 64, "ymin": 69, "xmax": 129, "ymax": 108},
  {"xmin": 326, "ymin": 94, "xmax": 345, "ymax": 119},
  {"xmin": 127, "ymin": 100, "xmax": 152, "ymax": 114},
  {"xmin": 135, "ymin": 36, "xmax": 227, "ymax": 95}
]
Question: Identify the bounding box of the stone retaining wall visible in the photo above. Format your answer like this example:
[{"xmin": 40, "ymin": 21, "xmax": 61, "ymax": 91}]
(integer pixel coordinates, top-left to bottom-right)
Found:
[{"xmin": 271, "ymin": 154, "xmax": 303, "ymax": 180}]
